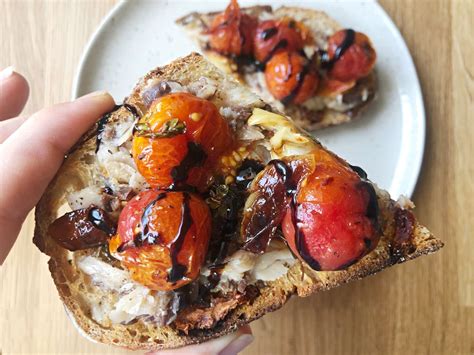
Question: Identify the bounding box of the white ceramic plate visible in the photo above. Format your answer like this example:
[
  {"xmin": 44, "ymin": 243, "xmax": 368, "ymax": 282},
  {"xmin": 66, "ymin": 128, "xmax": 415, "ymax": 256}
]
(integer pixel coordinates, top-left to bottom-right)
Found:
[{"xmin": 73, "ymin": 0, "xmax": 425, "ymax": 198}]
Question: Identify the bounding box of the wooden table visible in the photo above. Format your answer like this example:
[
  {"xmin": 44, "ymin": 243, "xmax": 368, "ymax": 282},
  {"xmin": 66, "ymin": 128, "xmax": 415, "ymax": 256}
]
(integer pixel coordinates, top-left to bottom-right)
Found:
[{"xmin": 1, "ymin": 1, "xmax": 472, "ymax": 354}]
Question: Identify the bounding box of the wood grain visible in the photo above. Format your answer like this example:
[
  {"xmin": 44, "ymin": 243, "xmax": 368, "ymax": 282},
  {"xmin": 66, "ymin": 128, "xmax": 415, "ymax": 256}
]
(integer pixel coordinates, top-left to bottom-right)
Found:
[{"xmin": 0, "ymin": 0, "xmax": 472, "ymax": 354}]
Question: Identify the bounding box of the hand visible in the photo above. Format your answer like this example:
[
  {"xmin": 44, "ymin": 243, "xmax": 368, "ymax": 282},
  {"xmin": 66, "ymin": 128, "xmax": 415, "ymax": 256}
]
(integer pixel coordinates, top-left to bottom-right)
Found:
[
  {"xmin": 0, "ymin": 67, "xmax": 253, "ymax": 354},
  {"xmin": 0, "ymin": 66, "xmax": 116, "ymax": 264}
]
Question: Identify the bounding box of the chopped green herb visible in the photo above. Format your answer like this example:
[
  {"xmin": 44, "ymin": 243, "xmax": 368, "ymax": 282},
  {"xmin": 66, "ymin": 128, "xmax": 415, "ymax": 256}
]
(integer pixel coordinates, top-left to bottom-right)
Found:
[{"xmin": 134, "ymin": 118, "xmax": 186, "ymax": 138}]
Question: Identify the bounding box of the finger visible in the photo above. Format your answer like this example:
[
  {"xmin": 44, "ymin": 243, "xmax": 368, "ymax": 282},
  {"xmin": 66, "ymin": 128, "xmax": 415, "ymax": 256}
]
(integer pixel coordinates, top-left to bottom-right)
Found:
[
  {"xmin": 0, "ymin": 115, "xmax": 28, "ymax": 143},
  {"xmin": 0, "ymin": 67, "xmax": 30, "ymax": 120},
  {"xmin": 149, "ymin": 325, "xmax": 253, "ymax": 355},
  {"xmin": 0, "ymin": 92, "xmax": 115, "ymax": 264}
]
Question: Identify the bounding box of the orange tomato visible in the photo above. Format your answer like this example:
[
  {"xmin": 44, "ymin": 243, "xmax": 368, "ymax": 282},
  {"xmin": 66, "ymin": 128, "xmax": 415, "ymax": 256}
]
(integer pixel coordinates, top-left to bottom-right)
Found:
[
  {"xmin": 132, "ymin": 92, "xmax": 233, "ymax": 190},
  {"xmin": 265, "ymin": 52, "xmax": 319, "ymax": 104},
  {"xmin": 109, "ymin": 190, "xmax": 212, "ymax": 291}
]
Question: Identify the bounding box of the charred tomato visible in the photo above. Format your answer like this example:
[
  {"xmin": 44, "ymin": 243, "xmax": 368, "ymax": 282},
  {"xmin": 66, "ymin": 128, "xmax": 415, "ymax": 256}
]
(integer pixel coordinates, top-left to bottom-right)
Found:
[
  {"xmin": 326, "ymin": 29, "xmax": 376, "ymax": 83},
  {"xmin": 48, "ymin": 206, "xmax": 115, "ymax": 251},
  {"xmin": 241, "ymin": 158, "xmax": 311, "ymax": 253},
  {"xmin": 254, "ymin": 19, "xmax": 305, "ymax": 63},
  {"xmin": 265, "ymin": 51, "xmax": 319, "ymax": 104},
  {"xmin": 109, "ymin": 190, "xmax": 212, "ymax": 291},
  {"xmin": 132, "ymin": 92, "xmax": 233, "ymax": 190},
  {"xmin": 207, "ymin": 0, "xmax": 257, "ymax": 56}
]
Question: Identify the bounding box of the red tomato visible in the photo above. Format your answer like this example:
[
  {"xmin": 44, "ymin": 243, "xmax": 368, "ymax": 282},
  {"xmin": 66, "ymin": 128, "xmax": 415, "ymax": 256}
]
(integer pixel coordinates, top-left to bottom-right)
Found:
[
  {"xmin": 265, "ymin": 52, "xmax": 319, "ymax": 104},
  {"xmin": 254, "ymin": 19, "xmax": 304, "ymax": 63},
  {"xmin": 208, "ymin": 0, "xmax": 257, "ymax": 56},
  {"xmin": 281, "ymin": 149, "xmax": 380, "ymax": 271},
  {"xmin": 109, "ymin": 190, "xmax": 212, "ymax": 291},
  {"xmin": 327, "ymin": 29, "xmax": 376, "ymax": 82},
  {"xmin": 132, "ymin": 92, "xmax": 233, "ymax": 191}
]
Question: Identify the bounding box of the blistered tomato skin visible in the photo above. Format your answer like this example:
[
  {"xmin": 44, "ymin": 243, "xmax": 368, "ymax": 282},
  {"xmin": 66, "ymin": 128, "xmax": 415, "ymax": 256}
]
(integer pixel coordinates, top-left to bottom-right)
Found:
[
  {"xmin": 109, "ymin": 190, "xmax": 212, "ymax": 291},
  {"xmin": 208, "ymin": 0, "xmax": 257, "ymax": 56},
  {"xmin": 281, "ymin": 149, "xmax": 380, "ymax": 271},
  {"xmin": 132, "ymin": 92, "xmax": 233, "ymax": 190},
  {"xmin": 265, "ymin": 52, "xmax": 319, "ymax": 104},
  {"xmin": 132, "ymin": 134, "xmax": 190, "ymax": 189},
  {"xmin": 327, "ymin": 30, "xmax": 376, "ymax": 83}
]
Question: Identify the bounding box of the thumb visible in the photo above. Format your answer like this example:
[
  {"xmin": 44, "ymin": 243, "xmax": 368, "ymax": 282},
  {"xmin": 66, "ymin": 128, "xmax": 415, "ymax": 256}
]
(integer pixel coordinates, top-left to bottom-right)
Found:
[{"xmin": 149, "ymin": 325, "xmax": 253, "ymax": 355}]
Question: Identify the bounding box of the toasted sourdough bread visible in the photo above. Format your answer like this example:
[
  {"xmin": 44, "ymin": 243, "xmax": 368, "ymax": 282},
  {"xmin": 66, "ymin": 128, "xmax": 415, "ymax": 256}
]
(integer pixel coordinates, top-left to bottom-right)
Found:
[
  {"xmin": 177, "ymin": 6, "xmax": 377, "ymax": 131},
  {"xmin": 34, "ymin": 53, "xmax": 442, "ymax": 351}
]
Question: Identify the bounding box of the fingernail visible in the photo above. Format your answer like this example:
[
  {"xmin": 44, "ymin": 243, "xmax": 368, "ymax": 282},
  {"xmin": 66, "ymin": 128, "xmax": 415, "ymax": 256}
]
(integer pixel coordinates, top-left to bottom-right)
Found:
[
  {"xmin": 80, "ymin": 91, "xmax": 111, "ymax": 99},
  {"xmin": 219, "ymin": 334, "xmax": 254, "ymax": 355},
  {"xmin": 0, "ymin": 66, "xmax": 14, "ymax": 81}
]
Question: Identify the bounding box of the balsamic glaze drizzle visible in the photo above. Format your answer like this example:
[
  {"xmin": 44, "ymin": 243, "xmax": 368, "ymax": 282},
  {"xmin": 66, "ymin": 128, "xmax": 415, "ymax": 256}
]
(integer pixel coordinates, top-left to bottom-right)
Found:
[
  {"xmin": 260, "ymin": 27, "xmax": 278, "ymax": 40},
  {"xmin": 349, "ymin": 165, "xmax": 379, "ymax": 226},
  {"xmin": 290, "ymin": 188, "xmax": 323, "ymax": 271},
  {"xmin": 268, "ymin": 159, "xmax": 322, "ymax": 268},
  {"xmin": 280, "ymin": 62, "xmax": 311, "ymax": 106},
  {"xmin": 349, "ymin": 164, "xmax": 368, "ymax": 180},
  {"xmin": 269, "ymin": 159, "xmax": 295, "ymax": 195},
  {"xmin": 261, "ymin": 39, "xmax": 289, "ymax": 66},
  {"xmin": 235, "ymin": 159, "xmax": 265, "ymax": 189},
  {"xmin": 321, "ymin": 29, "xmax": 356, "ymax": 70},
  {"xmin": 133, "ymin": 192, "xmax": 167, "ymax": 248},
  {"xmin": 171, "ymin": 142, "xmax": 207, "ymax": 184},
  {"xmin": 360, "ymin": 181, "xmax": 380, "ymax": 227},
  {"xmin": 168, "ymin": 193, "xmax": 193, "ymax": 283},
  {"xmin": 88, "ymin": 207, "xmax": 116, "ymax": 236}
]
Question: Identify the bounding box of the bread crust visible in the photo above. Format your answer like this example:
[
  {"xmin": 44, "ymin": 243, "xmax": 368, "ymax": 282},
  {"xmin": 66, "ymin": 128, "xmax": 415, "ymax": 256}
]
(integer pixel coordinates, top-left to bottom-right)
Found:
[
  {"xmin": 176, "ymin": 5, "xmax": 378, "ymax": 131},
  {"xmin": 34, "ymin": 53, "xmax": 442, "ymax": 351}
]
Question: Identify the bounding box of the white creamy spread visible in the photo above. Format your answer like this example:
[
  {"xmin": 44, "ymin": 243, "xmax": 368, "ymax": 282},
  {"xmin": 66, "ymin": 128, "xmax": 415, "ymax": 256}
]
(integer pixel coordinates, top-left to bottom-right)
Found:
[
  {"xmin": 201, "ymin": 241, "xmax": 297, "ymax": 292},
  {"xmin": 96, "ymin": 120, "xmax": 148, "ymax": 193},
  {"xmin": 67, "ymin": 186, "xmax": 105, "ymax": 211},
  {"xmin": 77, "ymin": 256, "xmax": 177, "ymax": 326}
]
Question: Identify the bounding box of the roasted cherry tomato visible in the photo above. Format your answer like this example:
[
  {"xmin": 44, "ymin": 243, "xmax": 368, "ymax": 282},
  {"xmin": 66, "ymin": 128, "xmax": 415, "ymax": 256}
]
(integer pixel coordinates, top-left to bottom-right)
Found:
[
  {"xmin": 207, "ymin": 0, "xmax": 257, "ymax": 56},
  {"xmin": 281, "ymin": 149, "xmax": 380, "ymax": 271},
  {"xmin": 109, "ymin": 190, "xmax": 212, "ymax": 291},
  {"xmin": 254, "ymin": 19, "xmax": 305, "ymax": 63},
  {"xmin": 265, "ymin": 52, "xmax": 319, "ymax": 104},
  {"xmin": 326, "ymin": 29, "xmax": 376, "ymax": 82},
  {"xmin": 132, "ymin": 92, "xmax": 233, "ymax": 190}
]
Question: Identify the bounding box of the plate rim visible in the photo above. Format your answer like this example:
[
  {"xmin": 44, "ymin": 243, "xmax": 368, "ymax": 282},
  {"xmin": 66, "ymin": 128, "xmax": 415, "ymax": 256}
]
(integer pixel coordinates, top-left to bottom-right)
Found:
[
  {"xmin": 71, "ymin": 0, "xmax": 425, "ymax": 199},
  {"xmin": 371, "ymin": 1, "xmax": 426, "ymax": 198}
]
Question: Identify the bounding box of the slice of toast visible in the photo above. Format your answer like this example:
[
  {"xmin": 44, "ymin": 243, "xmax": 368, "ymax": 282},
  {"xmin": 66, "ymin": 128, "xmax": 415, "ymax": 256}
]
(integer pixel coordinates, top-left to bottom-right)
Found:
[
  {"xmin": 34, "ymin": 53, "xmax": 442, "ymax": 351},
  {"xmin": 177, "ymin": 5, "xmax": 377, "ymax": 131}
]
